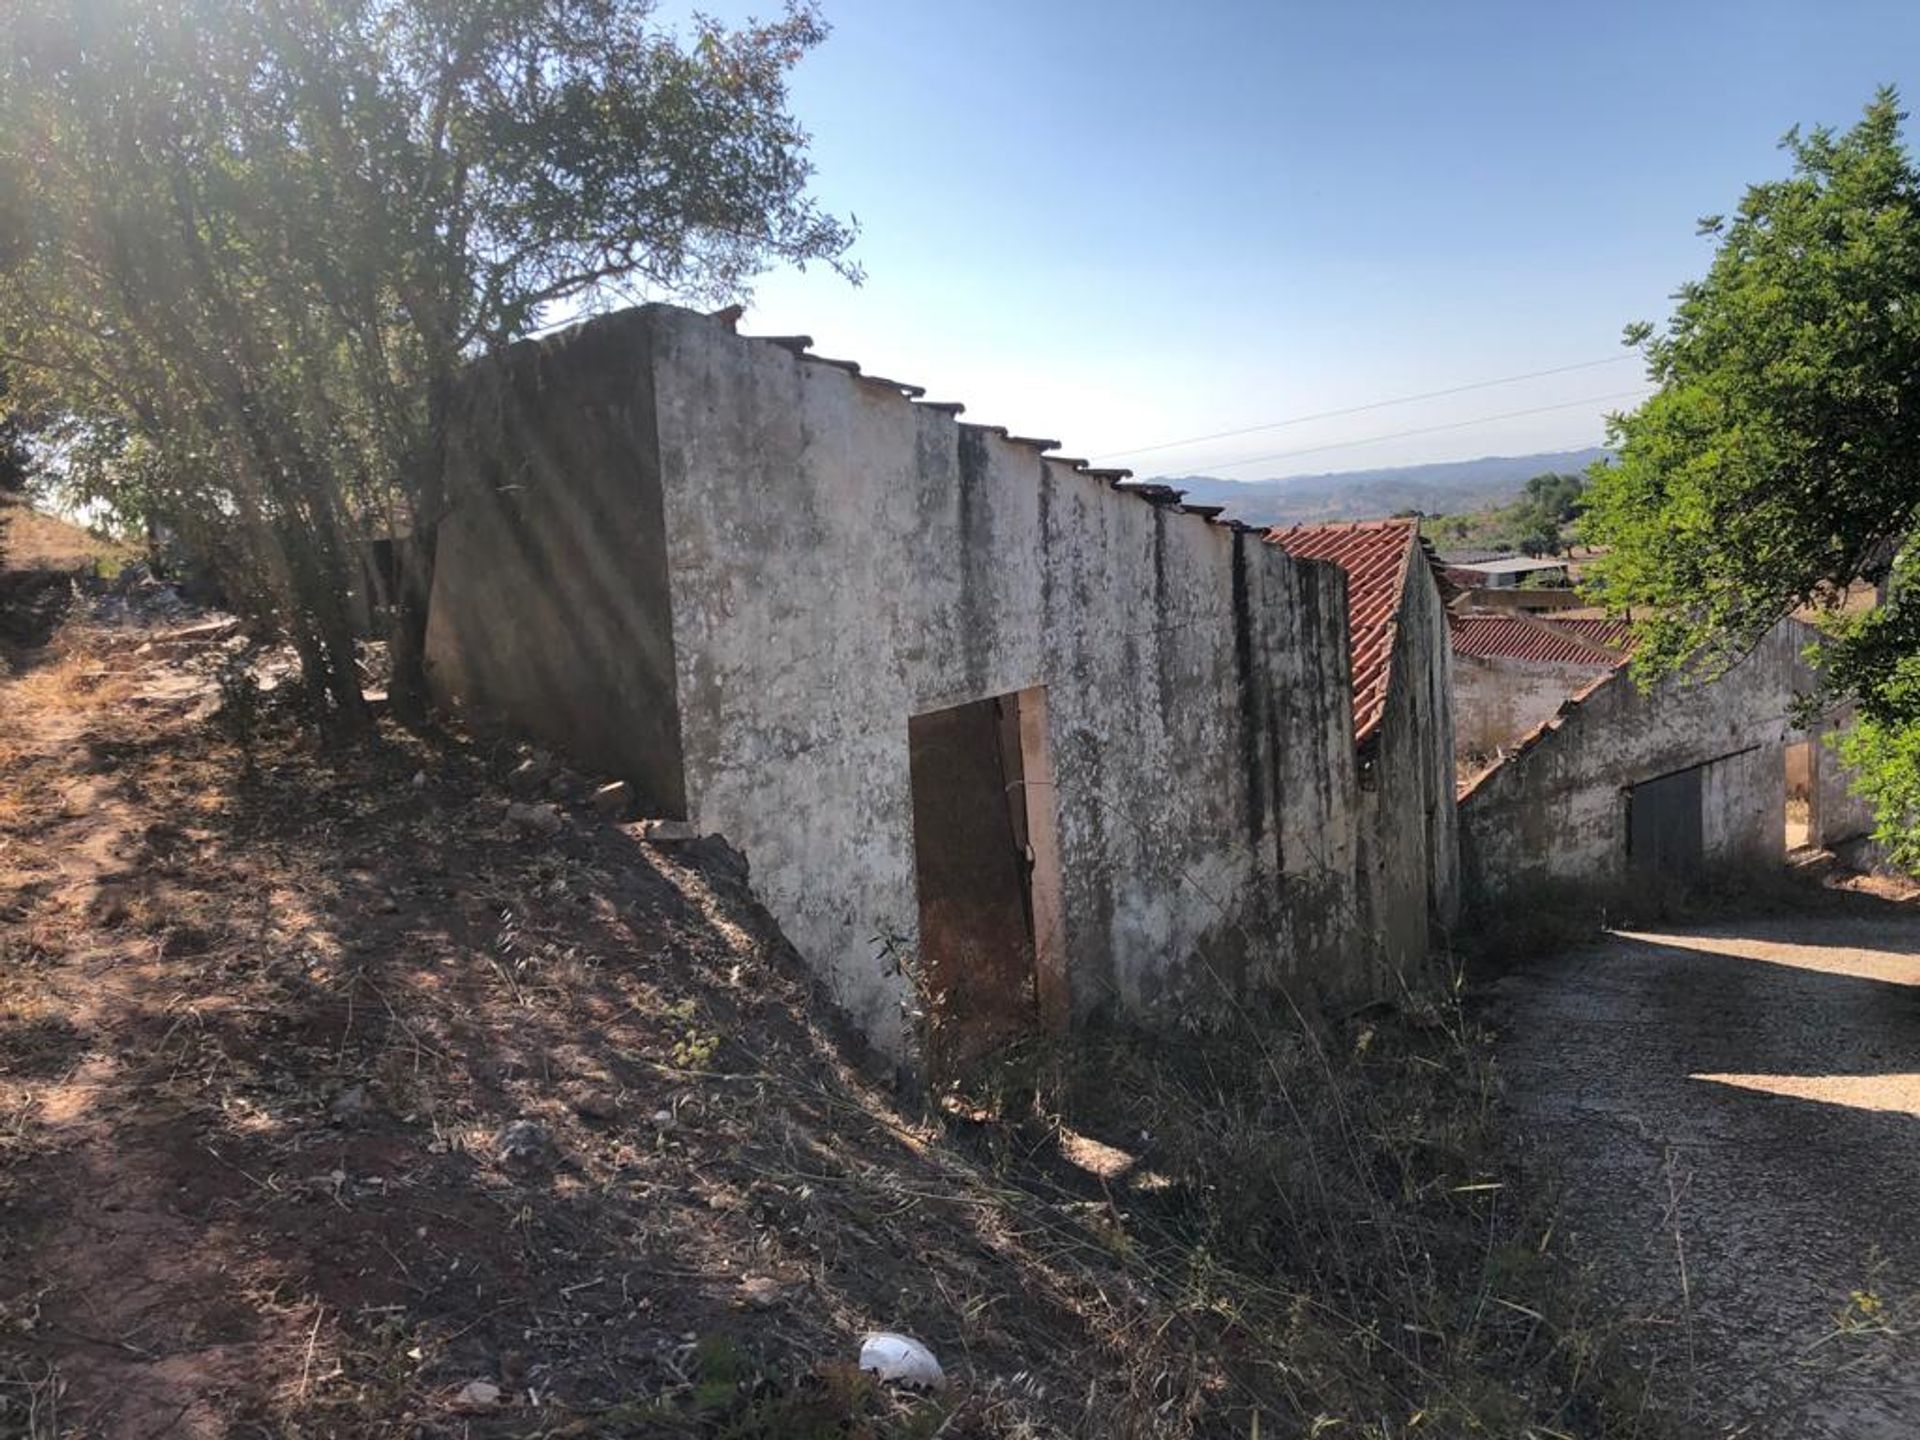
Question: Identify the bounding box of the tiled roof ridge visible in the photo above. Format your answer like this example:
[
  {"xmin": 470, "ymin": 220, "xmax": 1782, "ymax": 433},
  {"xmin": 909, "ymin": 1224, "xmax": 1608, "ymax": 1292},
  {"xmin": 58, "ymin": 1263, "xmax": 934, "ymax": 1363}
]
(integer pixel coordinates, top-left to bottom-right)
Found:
[
  {"xmin": 1534, "ymin": 616, "xmax": 1638, "ymax": 653},
  {"xmin": 1449, "ymin": 612, "xmax": 1625, "ymax": 667},
  {"xmin": 1265, "ymin": 518, "xmax": 1421, "ymax": 748}
]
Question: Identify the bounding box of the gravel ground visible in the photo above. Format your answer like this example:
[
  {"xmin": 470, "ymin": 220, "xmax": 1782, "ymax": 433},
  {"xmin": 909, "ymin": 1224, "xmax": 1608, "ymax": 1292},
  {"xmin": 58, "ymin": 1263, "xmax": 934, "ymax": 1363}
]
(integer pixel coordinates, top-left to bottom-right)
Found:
[{"xmin": 1493, "ymin": 897, "xmax": 1920, "ymax": 1437}]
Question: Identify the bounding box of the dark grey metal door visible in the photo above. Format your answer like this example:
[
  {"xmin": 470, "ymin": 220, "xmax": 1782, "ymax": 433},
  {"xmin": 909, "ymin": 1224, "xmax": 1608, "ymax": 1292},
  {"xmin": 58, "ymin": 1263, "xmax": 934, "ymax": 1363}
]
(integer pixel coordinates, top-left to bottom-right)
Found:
[{"xmin": 1629, "ymin": 765, "xmax": 1705, "ymax": 878}]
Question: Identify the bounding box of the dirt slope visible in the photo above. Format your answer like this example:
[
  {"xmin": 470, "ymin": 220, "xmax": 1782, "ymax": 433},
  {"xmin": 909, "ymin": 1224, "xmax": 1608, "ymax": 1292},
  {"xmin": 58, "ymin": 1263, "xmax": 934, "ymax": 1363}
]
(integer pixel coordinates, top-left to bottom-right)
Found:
[
  {"xmin": 0, "ymin": 617, "xmax": 1184, "ymax": 1438},
  {"xmin": 1493, "ymin": 904, "xmax": 1920, "ymax": 1437}
]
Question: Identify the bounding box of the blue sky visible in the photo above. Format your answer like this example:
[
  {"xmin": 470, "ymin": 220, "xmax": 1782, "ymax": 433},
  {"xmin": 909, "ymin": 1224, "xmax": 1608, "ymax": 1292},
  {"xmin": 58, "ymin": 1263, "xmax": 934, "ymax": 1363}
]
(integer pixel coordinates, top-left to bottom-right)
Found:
[{"xmin": 664, "ymin": 1, "xmax": 1920, "ymax": 483}]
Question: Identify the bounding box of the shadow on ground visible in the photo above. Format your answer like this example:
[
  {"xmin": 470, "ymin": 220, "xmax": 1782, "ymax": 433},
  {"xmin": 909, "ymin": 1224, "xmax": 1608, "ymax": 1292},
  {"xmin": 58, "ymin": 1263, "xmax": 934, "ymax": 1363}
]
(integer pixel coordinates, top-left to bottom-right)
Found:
[{"xmin": 1493, "ymin": 896, "xmax": 1920, "ymax": 1439}]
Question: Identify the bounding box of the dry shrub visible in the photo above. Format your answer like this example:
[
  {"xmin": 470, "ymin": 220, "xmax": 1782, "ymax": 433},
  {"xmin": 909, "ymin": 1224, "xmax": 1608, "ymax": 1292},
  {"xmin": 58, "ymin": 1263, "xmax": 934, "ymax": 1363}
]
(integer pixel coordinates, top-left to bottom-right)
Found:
[
  {"xmin": 0, "ymin": 629, "xmax": 136, "ymax": 718},
  {"xmin": 1013, "ymin": 972, "xmax": 1669, "ymax": 1438}
]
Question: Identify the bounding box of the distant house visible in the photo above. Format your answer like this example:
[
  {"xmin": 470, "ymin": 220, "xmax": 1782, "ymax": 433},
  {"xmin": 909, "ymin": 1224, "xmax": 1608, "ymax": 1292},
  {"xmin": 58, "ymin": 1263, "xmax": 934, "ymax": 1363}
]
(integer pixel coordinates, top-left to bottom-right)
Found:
[
  {"xmin": 1446, "ymin": 555, "xmax": 1569, "ymax": 590},
  {"xmin": 1433, "ymin": 547, "xmax": 1511, "ymax": 567},
  {"xmin": 1270, "ymin": 519, "xmax": 1460, "ymax": 975}
]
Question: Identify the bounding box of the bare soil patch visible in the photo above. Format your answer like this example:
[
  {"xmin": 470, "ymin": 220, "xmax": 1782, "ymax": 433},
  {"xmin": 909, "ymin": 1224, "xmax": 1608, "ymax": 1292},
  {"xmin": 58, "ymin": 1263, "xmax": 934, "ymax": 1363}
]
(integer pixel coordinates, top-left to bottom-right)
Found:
[
  {"xmin": 1, "ymin": 617, "xmax": 1178, "ymax": 1437},
  {"xmin": 0, "ymin": 592, "xmax": 1666, "ymax": 1439}
]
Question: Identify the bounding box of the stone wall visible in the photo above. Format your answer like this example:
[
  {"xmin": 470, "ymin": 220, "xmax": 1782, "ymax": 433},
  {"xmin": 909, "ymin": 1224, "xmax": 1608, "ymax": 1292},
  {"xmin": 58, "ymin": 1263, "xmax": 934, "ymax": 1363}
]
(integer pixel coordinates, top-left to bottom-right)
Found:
[
  {"xmin": 429, "ymin": 305, "xmax": 1368, "ymax": 1058},
  {"xmin": 1459, "ymin": 620, "xmax": 1816, "ymax": 902}
]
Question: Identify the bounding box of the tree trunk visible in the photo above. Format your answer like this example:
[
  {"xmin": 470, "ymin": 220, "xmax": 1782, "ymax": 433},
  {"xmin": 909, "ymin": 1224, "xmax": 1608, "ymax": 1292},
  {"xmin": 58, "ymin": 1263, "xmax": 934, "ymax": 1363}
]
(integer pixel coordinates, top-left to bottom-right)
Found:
[{"xmin": 386, "ymin": 523, "xmax": 436, "ymax": 727}]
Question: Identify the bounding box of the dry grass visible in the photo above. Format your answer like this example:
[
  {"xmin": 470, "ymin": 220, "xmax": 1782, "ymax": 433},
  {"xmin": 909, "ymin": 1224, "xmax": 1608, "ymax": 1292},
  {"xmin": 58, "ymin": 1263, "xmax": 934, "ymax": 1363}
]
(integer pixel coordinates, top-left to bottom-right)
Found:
[
  {"xmin": 973, "ymin": 974, "xmax": 1670, "ymax": 1439},
  {"xmin": 0, "ymin": 610, "xmax": 1682, "ymax": 1438},
  {"xmin": 0, "ymin": 497, "xmax": 131, "ymax": 576},
  {"xmin": 1, "ymin": 634, "xmax": 138, "ymax": 715}
]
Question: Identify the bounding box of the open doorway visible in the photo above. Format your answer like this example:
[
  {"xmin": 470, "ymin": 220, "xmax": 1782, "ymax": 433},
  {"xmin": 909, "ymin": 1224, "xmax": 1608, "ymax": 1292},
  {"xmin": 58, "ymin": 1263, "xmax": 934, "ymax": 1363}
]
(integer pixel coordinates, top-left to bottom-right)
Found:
[
  {"xmin": 907, "ymin": 686, "xmax": 1066, "ymax": 1079},
  {"xmin": 1784, "ymin": 740, "xmax": 1815, "ymax": 850}
]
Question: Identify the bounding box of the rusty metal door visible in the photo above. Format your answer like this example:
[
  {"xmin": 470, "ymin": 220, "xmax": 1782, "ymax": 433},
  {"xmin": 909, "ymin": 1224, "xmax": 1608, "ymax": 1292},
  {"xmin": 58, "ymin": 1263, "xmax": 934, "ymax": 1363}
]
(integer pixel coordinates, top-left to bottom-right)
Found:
[
  {"xmin": 1628, "ymin": 765, "xmax": 1704, "ymax": 878},
  {"xmin": 907, "ymin": 695, "xmax": 1040, "ymax": 1079}
]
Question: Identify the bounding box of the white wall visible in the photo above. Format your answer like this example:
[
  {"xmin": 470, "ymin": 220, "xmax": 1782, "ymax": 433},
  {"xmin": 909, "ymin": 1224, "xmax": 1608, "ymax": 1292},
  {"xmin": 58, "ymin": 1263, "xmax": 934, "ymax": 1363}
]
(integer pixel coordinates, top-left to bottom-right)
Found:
[{"xmin": 644, "ymin": 308, "xmax": 1363, "ymax": 1055}]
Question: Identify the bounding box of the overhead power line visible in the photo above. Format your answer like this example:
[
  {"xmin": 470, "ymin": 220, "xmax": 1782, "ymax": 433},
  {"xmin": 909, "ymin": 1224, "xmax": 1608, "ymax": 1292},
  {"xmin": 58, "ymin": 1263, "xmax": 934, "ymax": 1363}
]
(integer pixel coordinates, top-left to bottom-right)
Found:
[
  {"xmin": 1198, "ymin": 388, "xmax": 1653, "ymax": 475},
  {"xmin": 1092, "ymin": 353, "xmax": 1639, "ymax": 462}
]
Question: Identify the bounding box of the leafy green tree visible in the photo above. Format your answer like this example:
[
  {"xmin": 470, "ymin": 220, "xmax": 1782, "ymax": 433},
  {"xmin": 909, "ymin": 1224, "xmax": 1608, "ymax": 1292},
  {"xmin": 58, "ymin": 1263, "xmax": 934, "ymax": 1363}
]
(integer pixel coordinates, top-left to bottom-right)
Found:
[
  {"xmin": 1583, "ymin": 89, "xmax": 1920, "ymax": 854},
  {"xmin": 1508, "ymin": 471, "xmax": 1585, "ymax": 557},
  {"xmin": 1584, "ymin": 90, "xmax": 1920, "ymax": 685},
  {"xmin": 0, "ymin": 0, "xmax": 854, "ymax": 734}
]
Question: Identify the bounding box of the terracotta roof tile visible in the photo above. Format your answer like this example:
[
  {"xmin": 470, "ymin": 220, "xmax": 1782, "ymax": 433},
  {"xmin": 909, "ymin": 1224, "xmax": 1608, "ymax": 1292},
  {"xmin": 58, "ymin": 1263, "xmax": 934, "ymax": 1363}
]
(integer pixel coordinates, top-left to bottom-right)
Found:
[
  {"xmin": 1268, "ymin": 518, "xmax": 1420, "ymax": 747},
  {"xmin": 1546, "ymin": 617, "xmax": 1638, "ymax": 652},
  {"xmin": 1449, "ymin": 615, "xmax": 1623, "ymax": 667}
]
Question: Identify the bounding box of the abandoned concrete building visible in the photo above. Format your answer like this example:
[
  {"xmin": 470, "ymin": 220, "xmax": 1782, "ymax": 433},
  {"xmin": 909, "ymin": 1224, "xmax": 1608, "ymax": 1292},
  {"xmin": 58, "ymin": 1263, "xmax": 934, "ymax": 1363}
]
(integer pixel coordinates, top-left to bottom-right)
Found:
[
  {"xmin": 418, "ymin": 300, "xmax": 1889, "ymax": 1060},
  {"xmin": 1269, "ymin": 519, "xmax": 1460, "ymax": 975},
  {"xmin": 421, "ymin": 303, "xmax": 1457, "ymax": 1062},
  {"xmin": 1458, "ymin": 617, "xmax": 1838, "ymax": 902}
]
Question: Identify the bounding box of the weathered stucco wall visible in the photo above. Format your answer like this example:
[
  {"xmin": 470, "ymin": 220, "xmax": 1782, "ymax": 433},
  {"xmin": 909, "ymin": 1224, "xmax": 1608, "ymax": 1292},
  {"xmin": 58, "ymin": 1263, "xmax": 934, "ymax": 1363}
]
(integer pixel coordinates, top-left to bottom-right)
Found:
[
  {"xmin": 1453, "ymin": 653, "xmax": 1612, "ymax": 765},
  {"xmin": 429, "ymin": 305, "xmax": 1371, "ymax": 1058},
  {"xmin": 1358, "ymin": 556, "xmax": 1460, "ymax": 979},
  {"xmin": 424, "ymin": 319, "xmax": 686, "ymax": 815},
  {"xmin": 1460, "ymin": 620, "xmax": 1816, "ymax": 902},
  {"xmin": 644, "ymin": 307, "xmax": 1362, "ymax": 1053}
]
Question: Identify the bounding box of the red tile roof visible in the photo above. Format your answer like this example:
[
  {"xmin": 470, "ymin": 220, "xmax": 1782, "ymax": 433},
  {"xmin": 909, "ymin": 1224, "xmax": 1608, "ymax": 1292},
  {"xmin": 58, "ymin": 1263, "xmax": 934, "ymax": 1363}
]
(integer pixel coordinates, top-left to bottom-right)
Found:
[
  {"xmin": 1546, "ymin": 617, "xmax": 1638, "ymax": 652},
  {"xmin": 1449, "ymin": 614, "xmax": 1623, "ymax": 667},
  {"xmin": 1268, "ymin": 518, "xmax": 1420, "ymax": 746}
]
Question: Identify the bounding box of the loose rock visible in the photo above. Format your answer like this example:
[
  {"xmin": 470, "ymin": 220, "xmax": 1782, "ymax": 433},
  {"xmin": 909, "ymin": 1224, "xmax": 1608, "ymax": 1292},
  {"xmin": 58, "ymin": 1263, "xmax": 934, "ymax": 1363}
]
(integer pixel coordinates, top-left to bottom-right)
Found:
[
  {"xmin": 494, "ymin": 1119, "xmax": 557, "ymax": 1173},
  {"xmin": 733, "ymin": 1275, "xmax": 784, "ymax": 1310},
  {"xmin": 506, "ymin": 753, "xmax": 556, "ymax": 798},
  {"xmin": 505, "ymin": 802, "xmax": 563, "ymax": 838},
  {"xmin": 452, "ymin": 1378, "xmax": 502, "ymax": 1411},
  {"xmin": 569, "ymin": 1090, "xmax": 620, "ymax": 1122},
  {"xmin": 328, "ymin": 1084, "xmax": 372, "ymax": 1127}
]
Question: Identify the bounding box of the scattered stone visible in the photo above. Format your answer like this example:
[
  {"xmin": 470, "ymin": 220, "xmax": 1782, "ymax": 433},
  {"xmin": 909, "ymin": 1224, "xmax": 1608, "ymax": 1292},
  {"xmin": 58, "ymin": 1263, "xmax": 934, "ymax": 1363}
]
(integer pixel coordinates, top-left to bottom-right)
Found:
[
  {"xmin": 328, "ymin": 1084, "xmax": 372, "ymax": 1127},
  {"xmin": 507, "ymin": 753, "xmax": 556, "ymax": 798},
  {"xmin": 376, "ymin": 894, "xmax": 401, "ymax": 915},
  {"xmin": 549, "ymin": 767, "xmax": 589, "ymax": 803},
  {"xmin": 411, "ymin": 769, "xmax": 429, "ymax": 789},
  {"xmin": 505, "ymin": 801, "xmax": 563, "ymax": 838},
  {"xmin": 650, "ymin": 1108, "xmax": 678, "ymax": 1134},
  {"xmin": 591, "ymin": 780, "xmax": 634, "ymax": 820},
  {"xmin": 632, "ymin": 818, "xmax": 697, "ymax": 842},
  {"xmin": 452, "ymin": 1378, "xmax": 503, "ymax": 1411},
  {"xmin": 494, "ymin": 1119, "xmax": 557, "ymax": 1173},
  {"xmin": 733, "ymin": 1275, "xmax": 785, "ymax": 1311},
  {"xmin": 569, "ymin": 1090, "xmax": 620, "ymax": 1123}
]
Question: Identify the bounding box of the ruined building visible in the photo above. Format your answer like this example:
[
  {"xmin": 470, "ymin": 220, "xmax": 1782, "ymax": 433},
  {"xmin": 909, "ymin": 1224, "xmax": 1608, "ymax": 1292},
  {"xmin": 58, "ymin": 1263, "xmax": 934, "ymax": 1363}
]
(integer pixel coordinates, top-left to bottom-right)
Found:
[
  {"xmin": 424, "ymin": 305, "xmax": 1458, "ymax": 1061},
  {"xmin": 1450, "ymin": 613, "xmax": 1629, "ymax": 768},
  {"xmin": 1459, "ymin": 618, "xmax": 1846, "ymax": 900}
]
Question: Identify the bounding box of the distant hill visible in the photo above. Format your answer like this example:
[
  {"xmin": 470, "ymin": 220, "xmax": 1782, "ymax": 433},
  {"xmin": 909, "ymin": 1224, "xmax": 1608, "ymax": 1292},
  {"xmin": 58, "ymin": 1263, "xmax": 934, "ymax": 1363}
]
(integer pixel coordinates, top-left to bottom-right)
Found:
[{"xmin": 1151, "ymin": 447, "xmax": 1611, "ymax": 528}]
